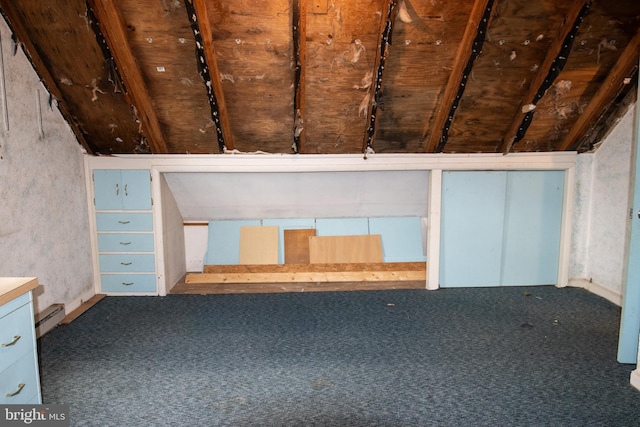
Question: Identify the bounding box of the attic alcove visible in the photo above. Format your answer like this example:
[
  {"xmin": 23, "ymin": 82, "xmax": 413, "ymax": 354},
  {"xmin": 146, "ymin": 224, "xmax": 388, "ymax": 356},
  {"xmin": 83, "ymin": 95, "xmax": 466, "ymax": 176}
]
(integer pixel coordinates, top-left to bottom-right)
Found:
[{"xmin": 160, "ymin": 169, "xmax": 430, "ymax": 274}]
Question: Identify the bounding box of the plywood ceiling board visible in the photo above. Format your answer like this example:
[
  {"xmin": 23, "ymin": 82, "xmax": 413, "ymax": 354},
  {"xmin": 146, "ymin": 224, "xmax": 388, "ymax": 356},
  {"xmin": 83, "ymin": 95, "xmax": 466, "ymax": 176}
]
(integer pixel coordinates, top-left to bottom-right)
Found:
[
  {"xmin": 445, "ymin": 0, "xmax": 571, "ymax": 153},
  {"xmin": 284, "ymin": 229, "xmax": 316, "ymax": 264},
  {"xmin": 205, "ymin": 0, "xmax": 294, "ymax": 153},
  {"xmin": 309, "ymin": 235, "xmax": 383, "ymax": 264},
  {"xmin": 376, "ymin": 1, "xmax": 474, "ymax": 153},
  {"xmin": 304, "ymin": 0, "xmax": 386, "ymax": 154},
  {"xmin": 117, "ymin": 0, "xmax": 219, "ymax": 153},
  {"xmin": 239, "ymin": 226, "xmax": 279, "ymax": 264}
]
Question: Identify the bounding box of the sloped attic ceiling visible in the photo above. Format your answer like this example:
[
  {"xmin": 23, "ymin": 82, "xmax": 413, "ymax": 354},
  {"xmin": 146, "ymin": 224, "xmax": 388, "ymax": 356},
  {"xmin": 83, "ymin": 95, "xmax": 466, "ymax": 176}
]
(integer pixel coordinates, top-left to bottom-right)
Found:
[{"xmin": 0, "ymin": 0, "xmax": 638, "ymax": 156}]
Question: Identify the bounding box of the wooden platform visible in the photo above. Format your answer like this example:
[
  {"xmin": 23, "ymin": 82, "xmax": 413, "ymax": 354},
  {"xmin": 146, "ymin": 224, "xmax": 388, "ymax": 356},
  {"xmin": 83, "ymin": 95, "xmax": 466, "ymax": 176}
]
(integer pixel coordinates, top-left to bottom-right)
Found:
[{"xmin": 173, "ymin": 262, "xmax": 427, "ymax": 295}]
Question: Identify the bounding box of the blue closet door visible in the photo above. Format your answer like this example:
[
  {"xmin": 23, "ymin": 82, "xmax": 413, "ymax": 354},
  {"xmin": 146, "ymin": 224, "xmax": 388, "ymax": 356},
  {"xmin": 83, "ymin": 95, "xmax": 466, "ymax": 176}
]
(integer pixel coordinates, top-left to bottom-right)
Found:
[
  {"xmin": 501, "ymin": 171, "xmax": 564, "ymax": 285},
  {"xmin": 440, "ymin": 171, "xmax": 507, "ymax": 287}
]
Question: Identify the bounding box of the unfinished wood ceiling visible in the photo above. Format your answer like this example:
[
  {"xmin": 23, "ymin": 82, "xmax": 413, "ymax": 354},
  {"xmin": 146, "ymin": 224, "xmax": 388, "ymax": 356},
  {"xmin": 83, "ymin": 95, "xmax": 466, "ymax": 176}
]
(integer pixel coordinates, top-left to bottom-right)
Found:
[{"xmin": 1, "ymin": 0, "xmax": 638, "ymax": 155}]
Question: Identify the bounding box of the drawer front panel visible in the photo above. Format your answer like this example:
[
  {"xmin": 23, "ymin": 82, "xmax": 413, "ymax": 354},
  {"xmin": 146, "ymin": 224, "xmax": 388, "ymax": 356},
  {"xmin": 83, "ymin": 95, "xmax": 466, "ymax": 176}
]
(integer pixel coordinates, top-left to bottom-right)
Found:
[
  {"xmin": 0, "ymin": 351, "xmax": 39, "ymax": 404},
  {"xmin": 0, "ymin": 303, "xmax": 35, "ymax": 371},
  {"xmin": 0, "ymin": 292, "xmax": 30, "ymax": 319},
  {"xmin": 96, "ymin": 213, "xmax": 153, "ymax": 232},
  {"xmin": 99, "ymin": 254, "xmax": 156, "ymax": 272},
  {"xmin": 98, "ymin": 233, "xmax": 154, "ymax": 252},
  {"xmin": 101, "ymin": 274, "xmax": 157, "ymax": 293}
]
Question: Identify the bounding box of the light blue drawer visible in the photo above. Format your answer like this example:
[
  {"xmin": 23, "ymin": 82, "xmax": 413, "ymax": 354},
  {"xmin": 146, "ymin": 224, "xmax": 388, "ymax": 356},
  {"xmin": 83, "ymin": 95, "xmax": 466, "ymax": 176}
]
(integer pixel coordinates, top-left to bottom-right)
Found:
[
  {"xmin": 98, "ymin": 233, "xmax": 154, "ymax": 252},
  {"xmin": 96, "ymin": 213, "xmax": 153, "ymax": 232},
  {"xmin": 99, "ymin": 254, "xmax": 155, "ymax": 272},
  {"xmin": 101, "ymin": 274, "xmax": 157, "ymax": 293},
  {"xmin": 0, "ymin": 292, "xmax": 30, "ymax": 319},
  {"xmin": 0, "ymin": 350, "xmax": 39, "ymax": 404},
  {"xmin": 0, "ymin": 302, "xmax": 35, "ymax": 371}
]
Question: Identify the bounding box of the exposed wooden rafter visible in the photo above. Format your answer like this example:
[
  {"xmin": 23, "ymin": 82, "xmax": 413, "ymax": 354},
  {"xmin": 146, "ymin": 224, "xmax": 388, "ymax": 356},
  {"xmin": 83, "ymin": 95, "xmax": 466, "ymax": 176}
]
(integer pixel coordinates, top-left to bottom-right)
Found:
[
  {"xmin": 500, "ymin": 0, "xmax": 591, "ymax": 154},
  {"xmin": 292, "ymin": 0, "xmax": 307, "ymax": 153},
  {"xmin": 363, "ymin": 0, "xmax": 397, "ymax": 155},
  {"xmin": 187, "ymin": 0, "xmax": 234, "ymax": 152},
  {"xmin": 423, "ymin": 0, "xmax": 494, "ymax": 153},
  {"xmin": 88, "ymin": 0, "xmax": 169, "ymax": 154},
  {"xmin": 558, "ymin": 29, "xmax": 640, "ymax": 151},
  {"xmin": 0, "ymin": 1, "xmax": 94, "ymax": 153}
]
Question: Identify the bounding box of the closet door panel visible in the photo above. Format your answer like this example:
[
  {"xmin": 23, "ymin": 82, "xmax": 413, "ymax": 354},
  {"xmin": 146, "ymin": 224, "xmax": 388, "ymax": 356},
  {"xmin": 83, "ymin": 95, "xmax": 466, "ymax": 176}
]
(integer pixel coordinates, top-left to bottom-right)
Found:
[{"xmin": 440, "ymin": 171, "xmax": 507, "ymax": 287}]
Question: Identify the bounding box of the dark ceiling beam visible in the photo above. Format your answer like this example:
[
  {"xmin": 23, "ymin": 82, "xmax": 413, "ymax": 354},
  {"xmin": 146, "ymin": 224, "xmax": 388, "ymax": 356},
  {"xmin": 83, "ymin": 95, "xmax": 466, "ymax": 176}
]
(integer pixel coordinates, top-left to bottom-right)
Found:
[
  {"xmin": 0, "ymin": 1, "xmax": 95, "ymax": 153},
  {"xmin": 187, "ymin": 0, "xmax": 234, "ymax": 152},
  {"xmin": 500, "ymin": 0, "xmax": 591, "ymax": 154},
  {"xmin": 558, "ymin": 29, "xmax": 640, "ymax": 151},
  {"xmin": 292, "ymin": 0, "xmax": 306, "ymax": 154},
  {"xmin": 362, "ymin": 0, "xmax": 397, "ymax": 155},
  {"xmin": 423, "ymin": 0, "xmax": 494, "ymax": 153},
  {"xmin": 88, "ymin": 0, "xmax": 169, "ymax": 154}
]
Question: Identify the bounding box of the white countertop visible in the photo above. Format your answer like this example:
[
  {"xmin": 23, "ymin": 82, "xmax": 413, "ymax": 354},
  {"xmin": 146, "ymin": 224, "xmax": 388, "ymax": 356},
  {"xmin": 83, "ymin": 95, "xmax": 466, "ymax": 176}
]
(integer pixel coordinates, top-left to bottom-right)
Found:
[{"xmin": 0, "ymin": 277, "xmax": 38, "ymax": 306}]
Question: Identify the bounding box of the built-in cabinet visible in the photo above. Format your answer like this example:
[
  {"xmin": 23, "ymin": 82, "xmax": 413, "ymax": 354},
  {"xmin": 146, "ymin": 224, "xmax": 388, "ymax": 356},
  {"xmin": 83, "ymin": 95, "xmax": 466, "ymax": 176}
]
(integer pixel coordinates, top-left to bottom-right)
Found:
[
  {"xmin": 0, "ymin": 278, "xmax": 41, "ymax": 404},
  {"xmin": 84, "ymin": 153, "xmax": 576, "ymax": 295},
  {"xmin": 93, "ymin": 169, "xmax": 157, "ymax": 294}
]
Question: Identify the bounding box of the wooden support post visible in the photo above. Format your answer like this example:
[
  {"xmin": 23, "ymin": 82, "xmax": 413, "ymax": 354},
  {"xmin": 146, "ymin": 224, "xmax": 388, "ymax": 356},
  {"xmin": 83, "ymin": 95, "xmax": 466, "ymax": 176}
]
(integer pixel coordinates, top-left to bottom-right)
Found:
[
  {"xmin": 362, "ymin": 0, "xmax": 397, "ymax": 155},
  {"xmin": 89, "ymin": 0, "xmax": 169, "ymax": 154},
  {"xmin": 188, "ymin": 0, "xmax": 235, "ymax": 152},
  {"xmin": 423, "ymin": 0, "xmax": 493, "ymax": 153},
  {"xmin": 292, "ymin": 0, "xmax": 307, "ymax": 153}
]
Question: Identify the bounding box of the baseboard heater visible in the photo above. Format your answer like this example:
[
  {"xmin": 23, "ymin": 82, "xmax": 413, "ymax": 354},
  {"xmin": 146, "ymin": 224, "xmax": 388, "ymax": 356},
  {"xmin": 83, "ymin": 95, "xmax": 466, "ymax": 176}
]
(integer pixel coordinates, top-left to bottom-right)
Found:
[{"xmin": 34, "ymin": 303, "xmax": 65, "ymax": 338}]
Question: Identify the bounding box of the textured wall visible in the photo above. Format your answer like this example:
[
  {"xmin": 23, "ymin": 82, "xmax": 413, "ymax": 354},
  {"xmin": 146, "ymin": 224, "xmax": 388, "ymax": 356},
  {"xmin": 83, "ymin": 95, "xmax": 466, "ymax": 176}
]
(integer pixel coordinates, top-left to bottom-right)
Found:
[
  {"xmin": 0, "ymin": 19, "xmax": 93, "ymax": 313},
  {"xmin": 571, "ymin": 104, "xmax": 636, "ymax": 301}
]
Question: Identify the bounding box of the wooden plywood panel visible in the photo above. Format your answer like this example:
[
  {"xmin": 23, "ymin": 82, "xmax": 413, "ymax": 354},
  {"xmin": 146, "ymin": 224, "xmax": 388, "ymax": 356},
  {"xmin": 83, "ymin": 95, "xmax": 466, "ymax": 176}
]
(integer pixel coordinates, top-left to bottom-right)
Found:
[
  {"xmin": 239, "ymin": 226, "xmax": 279, "ymax": 264},
  {"xmin": 284, "ymin": 229, "xmax": 316, "ymax": 264},
  {"xmin": 309, "ymin": 235, "xmax": 383, "ymax": 264}
]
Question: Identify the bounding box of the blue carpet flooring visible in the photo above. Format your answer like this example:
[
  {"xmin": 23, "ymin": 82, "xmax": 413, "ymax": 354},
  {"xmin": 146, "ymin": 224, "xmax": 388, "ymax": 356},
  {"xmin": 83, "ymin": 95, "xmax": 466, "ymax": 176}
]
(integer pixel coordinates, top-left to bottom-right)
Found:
[{"xmin": 38, "ymin": 286, "xmax": 640, "ymax": 426}]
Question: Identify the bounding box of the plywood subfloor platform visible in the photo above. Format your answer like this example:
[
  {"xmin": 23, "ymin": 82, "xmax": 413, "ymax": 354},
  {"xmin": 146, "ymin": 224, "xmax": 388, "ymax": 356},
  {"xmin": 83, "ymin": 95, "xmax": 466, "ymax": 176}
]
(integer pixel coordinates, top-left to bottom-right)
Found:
[
  {"xmin": 172, "ymin": 262, "xmax": 427, "ymax": 295},
  {"xmin": 171, "ymin": 280, "xmax": 426, "ymax": 295}
]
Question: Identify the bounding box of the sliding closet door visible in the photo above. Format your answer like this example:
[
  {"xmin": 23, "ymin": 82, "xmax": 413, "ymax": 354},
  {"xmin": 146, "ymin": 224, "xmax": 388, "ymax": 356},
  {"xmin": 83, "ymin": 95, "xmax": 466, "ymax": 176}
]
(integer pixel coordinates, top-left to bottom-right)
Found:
[
  {"xmin": 440, "ymin": 170, "xmax": 564, "ymax": 287},
  {"xmin": 440, "ymin": 171, "xmax": 507, "ymax": 287},
  {"xmin": 501, "ymin": 171, "xmax": 565, "ymax": 285}
]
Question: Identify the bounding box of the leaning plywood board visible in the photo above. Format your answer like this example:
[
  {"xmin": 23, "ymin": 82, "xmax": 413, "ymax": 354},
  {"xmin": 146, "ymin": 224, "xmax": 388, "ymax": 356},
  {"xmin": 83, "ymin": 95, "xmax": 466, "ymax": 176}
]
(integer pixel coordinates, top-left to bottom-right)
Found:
[
  {"xmin": 284, "ymin": 229, "xmax": 316, "ymax": 264},
  {"xmin": 239, "ymin": 226, "xmax": 279, "ymax": 264},
  {"xmin": 309, "ymin": 234, "xmax": 383, "ymax": 264}
]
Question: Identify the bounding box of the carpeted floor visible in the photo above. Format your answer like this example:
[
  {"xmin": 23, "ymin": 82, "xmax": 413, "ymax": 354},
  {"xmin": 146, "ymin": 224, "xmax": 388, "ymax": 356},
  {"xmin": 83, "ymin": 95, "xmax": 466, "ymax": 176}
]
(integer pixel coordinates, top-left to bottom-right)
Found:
[{"xmin": 38, "ymin": 286, "xmax": 640, "ymax": 426}]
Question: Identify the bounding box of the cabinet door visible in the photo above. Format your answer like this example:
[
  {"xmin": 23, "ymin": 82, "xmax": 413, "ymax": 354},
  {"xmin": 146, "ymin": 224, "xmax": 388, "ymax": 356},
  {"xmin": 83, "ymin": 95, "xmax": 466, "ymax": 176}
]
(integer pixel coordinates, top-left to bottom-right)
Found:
[
  {"xmin": 93, "ymin": 169, "xmax": 122, "ymax": 210},
  {"xmin": 93, "ymin": 169, "xmax": 151, "ymax": 210},
  {"xmin": 440, "ymin": 171, "xmax": 507, "ymax": 287},
  {"xmin": 120, "ymin": 170, "xmax": 152, "ymax": 210}
]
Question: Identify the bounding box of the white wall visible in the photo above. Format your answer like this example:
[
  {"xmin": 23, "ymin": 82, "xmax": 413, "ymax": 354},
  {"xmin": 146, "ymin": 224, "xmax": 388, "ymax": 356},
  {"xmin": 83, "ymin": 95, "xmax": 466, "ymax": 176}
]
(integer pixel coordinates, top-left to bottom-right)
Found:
[
  {"xmin": 0, "ymin": 19, "xmax": 94, "ymax": 314},
  {"xmin": 570, "ymin": 103, "xmax": 637, "ymax": 305}
]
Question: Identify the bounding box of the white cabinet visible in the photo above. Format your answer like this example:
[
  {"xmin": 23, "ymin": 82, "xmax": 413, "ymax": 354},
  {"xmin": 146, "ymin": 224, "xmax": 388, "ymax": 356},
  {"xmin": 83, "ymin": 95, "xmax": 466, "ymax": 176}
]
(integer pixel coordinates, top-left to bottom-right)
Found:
[
  {"xmin": 440, "ymin": 170, "xmax": 564, "ymax": 287},
  {"xmin": 0, "ymin": 278, "xmax": 41, "ymax": 404}
]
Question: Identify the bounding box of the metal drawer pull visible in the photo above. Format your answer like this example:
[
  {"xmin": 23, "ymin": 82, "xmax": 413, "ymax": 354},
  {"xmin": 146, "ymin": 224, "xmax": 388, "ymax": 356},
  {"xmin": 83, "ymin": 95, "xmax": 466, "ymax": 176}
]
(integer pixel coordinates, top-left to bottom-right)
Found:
[
  {"xmin": 115, "ymin": 184, "xmax": 119, "ymax": 196},
  {"xmin": 120, "ymin": 262, "xmax": 132, "ymax": 266},
  {"xmin": 118, "ymin": 221, "xmax": 130, "ymax": 224},
  {"xmin": 119, "ymin": 241, "xmax": 132, "ymax": 245},
  {"xmin": 122, "ymin": 282, "xmax": 134, "ymax": 286},
  {"xmin": 6, "ymin": 383, "xmax": 25, "ymax": 397},
  {"xmin": 1, "ymin": 335, "xmax": 21, "ymax": 347},
  {"xmin": 124, "ymin": 184, "xmax": 128, "ymax": 196}
]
